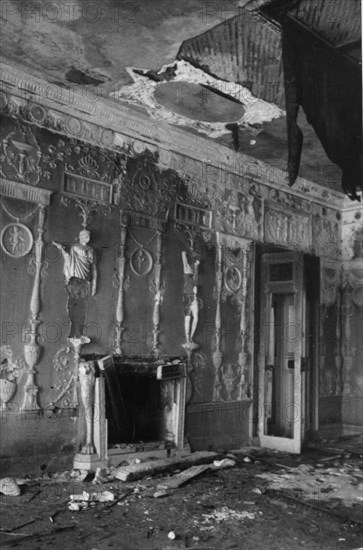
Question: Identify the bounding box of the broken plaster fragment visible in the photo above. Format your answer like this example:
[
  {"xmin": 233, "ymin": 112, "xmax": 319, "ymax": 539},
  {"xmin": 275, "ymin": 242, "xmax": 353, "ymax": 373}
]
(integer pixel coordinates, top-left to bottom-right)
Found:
[
  {"xmin": 153, "ymin": 489, "xmax": 169, "ymax": 498},
  {"xmin": 212, "ymin": 459, "xmax": 236, "ymax": 470},
  {"xmin": 0, "ymin": 477, "xmax": 21, "ymax": 496}
]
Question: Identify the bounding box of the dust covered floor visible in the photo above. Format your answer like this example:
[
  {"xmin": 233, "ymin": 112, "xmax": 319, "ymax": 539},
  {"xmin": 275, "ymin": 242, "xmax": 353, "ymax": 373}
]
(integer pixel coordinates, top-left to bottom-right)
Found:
[{"xmin": 1, "ymin": 448, "xmax": 362, "ymax": 550}]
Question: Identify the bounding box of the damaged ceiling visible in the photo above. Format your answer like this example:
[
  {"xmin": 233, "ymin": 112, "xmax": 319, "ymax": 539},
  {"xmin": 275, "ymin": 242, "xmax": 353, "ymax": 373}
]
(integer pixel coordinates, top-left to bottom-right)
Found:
[{"xmin": 0, "ymin": 0, "xmax": 361, "ymax": 198}]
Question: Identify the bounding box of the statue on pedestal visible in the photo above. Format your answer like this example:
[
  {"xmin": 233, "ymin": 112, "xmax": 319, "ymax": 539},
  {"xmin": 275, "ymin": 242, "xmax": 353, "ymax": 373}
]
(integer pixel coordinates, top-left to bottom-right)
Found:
[
  {"xmin": 182, "ymin": 250, "xmax": 200, "ymax": 351},
  {"xmin": 53, "ymin": 229, "xmax": 97, "ymax": 338}
]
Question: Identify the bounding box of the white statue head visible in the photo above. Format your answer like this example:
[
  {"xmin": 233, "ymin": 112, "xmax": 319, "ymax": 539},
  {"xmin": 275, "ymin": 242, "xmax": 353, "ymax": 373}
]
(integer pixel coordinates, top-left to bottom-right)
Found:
[{"xmin": 79, "ymin": 230, "xmax": 91, "ymax": 245}]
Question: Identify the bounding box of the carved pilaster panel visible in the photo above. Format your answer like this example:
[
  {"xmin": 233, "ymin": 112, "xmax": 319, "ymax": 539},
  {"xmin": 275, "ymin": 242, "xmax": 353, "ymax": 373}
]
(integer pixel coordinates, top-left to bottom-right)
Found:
[
  {"xmin": 212, "ymin": 232, "xmax": 224, "ymax": 401},
  {"xmin": 78, "ymin": 360, "xmax": 96, "ymax": 455},
  {"xmin": 22, "ymin": 206, "xmax": 47, "ymax": 410},
  {"xmin": 150, "ymin": 231, "xmax": 164, "ymax": 358}
]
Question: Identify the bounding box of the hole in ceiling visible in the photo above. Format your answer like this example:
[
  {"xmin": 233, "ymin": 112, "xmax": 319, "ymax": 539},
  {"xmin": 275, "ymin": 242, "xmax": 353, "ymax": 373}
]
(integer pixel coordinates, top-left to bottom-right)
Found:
[
  {"xmin": 154, "ymin": 81, "xmax": 245, "ymax": 123},
  {"xmin": 65, "ymin": 68, "xmax": 105, "ymax": 86}
]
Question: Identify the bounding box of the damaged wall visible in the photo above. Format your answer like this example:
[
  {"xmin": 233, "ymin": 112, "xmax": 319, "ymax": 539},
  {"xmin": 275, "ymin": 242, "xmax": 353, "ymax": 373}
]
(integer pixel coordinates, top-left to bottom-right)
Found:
[
  {"xmin": 0, "ymin": 114, "xmax": 256, "ymax": 472},
  {"xmin": 0, "ymin": 63, "xmax": 360, "ymax": 471}
]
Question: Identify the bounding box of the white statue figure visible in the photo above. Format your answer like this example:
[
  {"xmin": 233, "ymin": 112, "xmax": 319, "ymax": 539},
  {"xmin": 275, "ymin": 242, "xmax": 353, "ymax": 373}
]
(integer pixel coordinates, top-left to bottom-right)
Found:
[
  {"xmin": 53, "ymin": 229, "xmax": 97, "ymax": 295},
  {"xmin": 182, "ymin": 250, "xmax": 200, "ymax": 349},
  {"xmin": 53, "ymin": 229, "xmax": 97, "ymax": 338}
]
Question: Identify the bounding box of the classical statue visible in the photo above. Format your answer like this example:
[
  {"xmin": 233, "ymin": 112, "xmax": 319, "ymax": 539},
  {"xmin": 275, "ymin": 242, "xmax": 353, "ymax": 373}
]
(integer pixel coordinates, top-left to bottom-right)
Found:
[
  {"xmin": 53, "ymin": 229, "xmax": 97, "ymax": 337},
  {"xmin": 53, "ymin": 229, "xmax": 97, "ymax": 294},
  {"xmin": 182, "ymin": 250, "xmax": 200, "ymax": 350}
]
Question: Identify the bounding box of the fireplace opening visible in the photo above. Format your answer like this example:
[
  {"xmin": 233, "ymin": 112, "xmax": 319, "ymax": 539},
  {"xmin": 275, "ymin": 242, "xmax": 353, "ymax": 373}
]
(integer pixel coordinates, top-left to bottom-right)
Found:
[
  {"xmin": 106, "ymin": 373, "xmax": 166, "ymax": 444},
  {"xmin": 98, "ymin": 355, "xmax": 186, "ymax": 451}
]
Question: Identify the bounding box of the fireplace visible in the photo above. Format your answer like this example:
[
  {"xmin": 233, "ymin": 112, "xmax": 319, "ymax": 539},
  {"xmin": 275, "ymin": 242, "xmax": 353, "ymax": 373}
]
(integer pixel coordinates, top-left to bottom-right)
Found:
[{"xmin": 73, "ymin": 355, "xmax": 187, "ymax": 471}]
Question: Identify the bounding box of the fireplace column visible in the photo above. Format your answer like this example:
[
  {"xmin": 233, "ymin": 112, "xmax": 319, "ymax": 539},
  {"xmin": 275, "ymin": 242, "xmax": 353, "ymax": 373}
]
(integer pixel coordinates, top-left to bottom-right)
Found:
[{"xmin": 74, "ymin": 359, "xmax": 108, "ymax": 471}]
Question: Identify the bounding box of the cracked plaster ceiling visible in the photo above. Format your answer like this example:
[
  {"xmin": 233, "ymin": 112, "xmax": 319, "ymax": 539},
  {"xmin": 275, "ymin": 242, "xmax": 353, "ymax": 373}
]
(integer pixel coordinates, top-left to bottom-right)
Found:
[{"xmin": 0, "ymin": 0, "xmax": 361, "ymax": 195}]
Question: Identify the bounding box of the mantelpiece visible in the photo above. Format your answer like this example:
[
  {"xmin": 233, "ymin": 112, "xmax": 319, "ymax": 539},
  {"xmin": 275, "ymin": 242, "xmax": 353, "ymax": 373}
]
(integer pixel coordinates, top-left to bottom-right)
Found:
[{"xmin": 74, "ymin": 355, "xmax": 187, "ymax": 471}]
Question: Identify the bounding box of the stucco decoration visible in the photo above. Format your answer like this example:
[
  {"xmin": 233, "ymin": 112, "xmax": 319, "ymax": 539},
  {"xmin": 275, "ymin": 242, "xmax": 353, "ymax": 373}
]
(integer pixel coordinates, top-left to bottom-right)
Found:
[
  {"xmin": 341, "ymin": 204, "xmax": 363, "ymax": 261},
  {"xmin": 111, "ymin": 60, "xmax": 284, "ymax": 139},
  {"xmin": 150, "ymin": 231, "xmax": 164, "ymax": 357},
  {"xmin": 0, "ymin": 222, "xmax": 33, "ymax": 257},
  {"xmin": 265, "ymin": 203, "xmax": 311, "ymax": 251},
  {"xmin": 60, "ymin": 195, "xmax": 111, "ymax": 230},
  {"xmin": 321, "ymin": 265, "xmax": 341, "ymax": 308},
  {"xmin": 188, "ymin": 351, "xmax": 207, "ymax": 403},
  {"xmin": 0, "ymin": 122, "xmax": 60, "ymax": 186},
  {"xmin": 115, "ymin": 151, "xmax": 177, "ymax": 219},
  {"xmin": 47, "ymin": 346, "xmax": 77, "ymax": 408},
  {"xmin": 0, "ymin": 179, "xmax": 53, "ymax": 206},
  {"xmin": 213, "ymin": 233, "xmax": 252, "ymax": 401},
  {"xmin": 61, "ymin": 142, "xmax": 126, "ymax": 204},
  {"xmin": 130, "ymin": 248, "xmax": 153, "ymax": 277},
  {"xmin": 222, "ymin": 364, "xmax": 241, "ymax": 401},
  {"xmin": 312, "ymin": 207, "xmax": 340, "ymax": 260},
  {"xmin": 0, "ymin": 64, "xmax": 346, "ymax": 211},
  {"xmin": 78, "ymin": 359, "xmax": 97, "ymax": 455},
  {"xmin": 319, "ymin": 260, "xmax": 342, "ymax": 398},
  {"xmin": 212, "ymin": 233, "xmax": 224, "ymax": 401},
  {"xmin": 113, "ymin": 221, "xmax": 128, "ymax": 355},
  {"xmin": 217, "ymin": 189, "xmax": 260, "ymax": 240},
  {"xmin": 23, "ymin": 206, "xmax": 47, "ymax": 410},
  {"xmin": 0, "ymin": 345, "xmax": 25, "ymax": 410},
  {"xmin": 341, "ymin": 259, "xmax": 363, "ymax": 395}
]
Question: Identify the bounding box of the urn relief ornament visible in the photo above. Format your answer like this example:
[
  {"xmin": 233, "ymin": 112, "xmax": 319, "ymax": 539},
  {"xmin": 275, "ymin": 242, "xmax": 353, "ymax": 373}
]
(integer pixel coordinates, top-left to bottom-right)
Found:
[{"xmin": 0, "ymin": 346, "xmax": 24, "ymax": 410}]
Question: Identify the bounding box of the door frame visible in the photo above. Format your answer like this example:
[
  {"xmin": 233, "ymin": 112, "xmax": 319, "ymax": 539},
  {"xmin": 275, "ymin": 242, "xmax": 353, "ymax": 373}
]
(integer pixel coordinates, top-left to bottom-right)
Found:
[{"xmin": 257, "ymin": 251, "xmax": 304, "ymax": 453}]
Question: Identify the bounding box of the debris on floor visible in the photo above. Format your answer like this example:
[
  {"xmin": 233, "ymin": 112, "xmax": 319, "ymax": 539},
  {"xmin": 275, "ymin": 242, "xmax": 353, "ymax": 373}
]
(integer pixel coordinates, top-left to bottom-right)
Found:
[
  {"xmin": 199, "ymin": 506, "xmax": 258, "ymax": 527},
  {"xmin": 115, "ymin": 450, "xmax": 217, "ymax": 482},
  {"xmin": 1, "ymin": 446, "xmax": 362, "ymax": 550},
  {"xmin": 257, "ymin": 461, "xmax": 363, "ymax": 507},
  {"xmin": 157, "ymin": 464, "xmax": 211, "ymax": 491},
  {"xmin": 211, "ymin": 458, "xmax": 236, "ymax": 469},
  {"xmin": 0, "ymin": 477, "xmax": 21, "ymax": 496}
]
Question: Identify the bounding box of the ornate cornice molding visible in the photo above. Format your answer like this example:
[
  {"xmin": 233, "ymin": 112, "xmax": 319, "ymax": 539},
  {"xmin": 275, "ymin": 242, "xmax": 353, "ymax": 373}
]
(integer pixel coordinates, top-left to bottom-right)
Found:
[{"xmin": 0, "ymin": 58, "xmax": 345, "ymax": 212}]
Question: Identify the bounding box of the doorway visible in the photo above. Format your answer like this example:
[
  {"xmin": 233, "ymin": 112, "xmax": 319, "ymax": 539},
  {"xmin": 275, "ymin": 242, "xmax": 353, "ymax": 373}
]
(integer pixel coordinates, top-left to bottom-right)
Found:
[{"xmin": 256, "ymin": 249, "xmax": 319, "ymax": 453}]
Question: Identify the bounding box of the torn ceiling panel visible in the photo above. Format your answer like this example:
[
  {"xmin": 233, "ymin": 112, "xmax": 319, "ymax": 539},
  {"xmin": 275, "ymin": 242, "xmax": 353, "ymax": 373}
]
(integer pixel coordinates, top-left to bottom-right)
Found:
[
  {"xmin": 177, "ymin": 10, "xmax": 286, "ymax": 109},
  {"xmin": 177, "ymin": 0, "xmax": 362, "ymax": 199},
  {"xmin": 282, "ymin": 17, "xmax": 362, "ymax": 200},
  {"xmin": 111, "ymin": 60, "xmax": 284, "ymax": 139}
]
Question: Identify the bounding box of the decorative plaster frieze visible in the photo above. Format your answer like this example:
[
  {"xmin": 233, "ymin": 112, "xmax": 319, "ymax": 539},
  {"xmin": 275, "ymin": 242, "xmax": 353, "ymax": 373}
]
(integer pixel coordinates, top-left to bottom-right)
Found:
[
  {"xmin": 0, "ymin": 59, "xmax": 346, "ymax": 213},
  {"xmin": 264, "ymin": 202, "xmax": 312, "ymax": 251},
  {"xmin": 0, "ymin": 178, "xmax": 53, "ymax": 205}
]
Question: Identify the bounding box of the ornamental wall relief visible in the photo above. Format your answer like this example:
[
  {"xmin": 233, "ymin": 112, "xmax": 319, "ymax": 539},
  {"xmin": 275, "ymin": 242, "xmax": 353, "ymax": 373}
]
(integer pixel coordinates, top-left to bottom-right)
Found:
[
  {"xmin": 265, "ymin": 204, "xmax": 311, "ymax": 250},
  {"xmin": 0, "ymin": 122, "xmax": 61, "ymax": 186},
  {"xmin": 212, "ymin": 233, "xmax": 252, "ymax": 402},
  {"xmin": 0, "ymin": 222, "xmax": 33, "ymax": 257},
  {"xmin": 115, "ymin": 150, "xmax": 178, "ymax": 220},
  {"xmin": 0, "ymin": 345, "xmax": 25, "ymax": 411},
  {"xmin": 217, "ymin": 189, "xmax": 260, "ymax": 240},
  {"xmin": 0, "ymin": 180, "xmax": 53, "ymax": 410}
]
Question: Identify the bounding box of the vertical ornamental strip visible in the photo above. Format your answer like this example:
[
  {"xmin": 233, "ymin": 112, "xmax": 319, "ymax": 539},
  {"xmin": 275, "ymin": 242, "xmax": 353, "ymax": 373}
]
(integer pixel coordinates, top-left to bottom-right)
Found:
[
  {"xmin": 23, "ymin": 206, "xmax": 46, "ymax": 410},
  {"xmin": 212, "ymin": 232, "xmax": 223, "ymax": 400},
  {"xmin": 114, "ymin": 220, "xmax": 128, "ymax": 354},
  {"xmin": 152, "ymin": 231, "xmax": 163, "ymax": 357}
]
